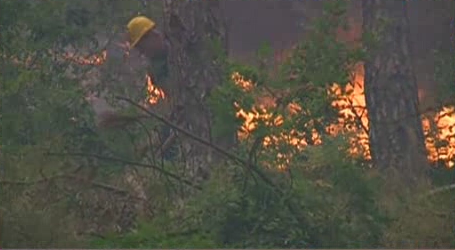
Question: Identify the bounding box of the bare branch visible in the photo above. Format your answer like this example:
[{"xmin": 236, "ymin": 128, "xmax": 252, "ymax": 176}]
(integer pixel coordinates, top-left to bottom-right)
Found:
[
  {"xmin": 0, "ymin": 173, "xmax": 148, "ymax": 201},
  {"xmin": 115, "ymin": 95, "xmax": 280, "ymax": 192},
  {"xmin": 64, "ymin": 174, "xmax": 132, "ymax": 195},
  {"xmin": 346, "ymin": 97, "xmax": 369, "ymax": 134},
  {"xmin": 45, "ymin": 151, "xmax": 202, "ymax": 190},
  {"xmin": 425, "ymin": 183, "xmax": 455, "ymax": 197}
]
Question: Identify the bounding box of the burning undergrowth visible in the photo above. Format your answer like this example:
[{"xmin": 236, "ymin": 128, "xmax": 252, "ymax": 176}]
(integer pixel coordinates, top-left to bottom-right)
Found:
[
  {"xmin": 232, "ymin": 63, "xmax": 455, "ymax": 169},
  {"xmin": 68, "ymin": 43, "xmax": 454, "ymax": 170}
]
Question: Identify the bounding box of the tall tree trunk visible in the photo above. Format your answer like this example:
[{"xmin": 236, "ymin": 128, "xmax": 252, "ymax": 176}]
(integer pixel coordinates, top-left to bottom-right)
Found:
[
  {"xmin": 162, "ymin": 0, "xmax": 228, "ymax": 182},
  {"xmin": 362, "ymin": 0, "xmax": 428, "ymax": 183}
]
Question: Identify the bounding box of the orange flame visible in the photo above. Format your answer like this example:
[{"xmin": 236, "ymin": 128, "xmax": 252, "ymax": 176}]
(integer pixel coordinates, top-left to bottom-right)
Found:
[
  {"xmin": 65, "ymin": 49, "xmax": 166, "ymax": 105},
  {"xmin": 233, "ymin": 63, "xmax": 455, "ymax": 169},
  {"xmin": 146, "ymin": 74, "xmax": 166, "ymax": 105},
  {"xmin": 232, "ymin": 72, "xmax": 255, "ymax": 91},
  {"xmin": 64, "ymin": 50, "xmax": 107, "ymax": 65},
  {"xmin": 328, "ymin": 64, "xmax": 370, "ymax": 159},
  {"xmin": 422, "ymin": 107, "xmax": 455, "ymax": 168},
  {"xmin": 66, "ymin": 49, "xmax": 454, "ymax": 169}
]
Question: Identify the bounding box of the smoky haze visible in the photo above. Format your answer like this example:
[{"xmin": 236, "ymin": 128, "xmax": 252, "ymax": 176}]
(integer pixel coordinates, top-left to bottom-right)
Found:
[{"xmin": 222, "ymin": 0, "xmax": 454, "ymax": 107}]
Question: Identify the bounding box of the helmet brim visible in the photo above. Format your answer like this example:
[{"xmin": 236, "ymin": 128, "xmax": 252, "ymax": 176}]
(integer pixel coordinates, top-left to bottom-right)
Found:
[{"xmin": 130, "ymin": 26, "xmax": 153, "ymax": 48}]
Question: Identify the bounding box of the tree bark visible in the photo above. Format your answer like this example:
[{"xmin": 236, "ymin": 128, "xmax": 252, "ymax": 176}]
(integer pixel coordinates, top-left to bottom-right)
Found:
[
  {"xmin": 162, "ymin": 0, "xmax": 228, "ymax": 181},
  {"xmin": 362, "ymin": 0, "xmax": 428, "ymax": 183}
]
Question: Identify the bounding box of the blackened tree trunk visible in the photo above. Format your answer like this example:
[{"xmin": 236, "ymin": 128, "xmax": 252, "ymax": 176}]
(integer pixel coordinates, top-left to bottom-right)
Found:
[
  {"xmin": 362, "ymin": 0, "xmax": 428, "ymax": 182},
  {"xmin": 162, "ymin": 0, "xmax": 228, "ymax": 181}
]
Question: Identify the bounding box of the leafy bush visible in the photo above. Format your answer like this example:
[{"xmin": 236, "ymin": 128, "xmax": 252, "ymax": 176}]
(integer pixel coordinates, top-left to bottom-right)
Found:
[
  {"xmin": 90, "ymin": 1, "xmax": 386, "ymax": 248},
  {"xmin": 3, "ymin": 0, "xmax": 454, "ymax": 248},
  {"xmin": 91, "ymin": 136, "xmax": 387, "ymax": 248}
]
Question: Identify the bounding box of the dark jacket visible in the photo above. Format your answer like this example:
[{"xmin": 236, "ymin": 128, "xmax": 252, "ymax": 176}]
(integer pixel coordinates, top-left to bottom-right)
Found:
[{"xmin": 141, "ymin": 29, "xmax": 170, "ymax": 84}]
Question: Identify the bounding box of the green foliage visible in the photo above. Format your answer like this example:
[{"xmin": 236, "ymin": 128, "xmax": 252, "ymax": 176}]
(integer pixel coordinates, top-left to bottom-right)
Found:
[
  {"xmin": 91, "ymin": 219, "xmax": 217, "ymax": 249},
  {"xmin": 2, "ymin": 0, "xmax": 454, "ymax": 248},
  {"xmin": 209, "ymin": 61, "xmax": 258, "ymax": 139},
  {"xmin": 208, "ymin": 0, "xmax": 364, "ymax": 165},
  {"xmin": 288, "ymin": 2, "xmax": 351, "ymax": 87},
  {"xmin": 89, "ymin": 138, "xmax": 386, "ymax": 248},
  {"xmin": 434, "ymin": 49, "xmax": 455, "ymax": 104},
  {"xmin": 380, "ymin": 179, "xmax": 455, "ymax": 248},
  {"xmin": 0, "ymin": 0, "xmax": 158, "ymax": 247},
  {"xmin": 1, "ymin": 1, "xmax": 96, "ymax": 165},
  {"xmin": 1, "ymin": 197, "xmax": 84, "ymax": 248}
]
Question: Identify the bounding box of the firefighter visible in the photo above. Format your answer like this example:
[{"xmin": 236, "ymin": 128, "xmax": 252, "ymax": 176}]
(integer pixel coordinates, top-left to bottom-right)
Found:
[
  {"xmin": 97, "ymin": 16, "xmax": 172, "ymax": 129},
  {"xmin": 126, "ymin": 16, "xmax": 176, "ymax": 160},
  {"xmin": 127, "ymin": 16, "xmax": 170, "ymax": 85}
]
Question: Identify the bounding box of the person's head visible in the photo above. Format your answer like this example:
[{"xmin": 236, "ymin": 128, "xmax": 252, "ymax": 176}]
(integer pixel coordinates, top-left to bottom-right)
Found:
[
  {"xmin": 127, "ymin": 16, "xmax": 156, "ymax": 54},
  {"xmin": 127, "ymin": 16, "xmax": 168, "ymax": 59}
]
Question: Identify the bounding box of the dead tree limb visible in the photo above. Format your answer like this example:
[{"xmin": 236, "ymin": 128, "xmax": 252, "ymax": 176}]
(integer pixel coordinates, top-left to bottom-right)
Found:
[{"xmin": 116, "ymin": 95, "xmax": 279, "ymax": 191}]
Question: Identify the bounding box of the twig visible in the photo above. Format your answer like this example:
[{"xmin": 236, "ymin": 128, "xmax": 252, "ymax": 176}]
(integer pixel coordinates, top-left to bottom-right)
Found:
[
  {"xmin": 115, "ymin": 95, "xmax": 280, "ymax": 192},
  {"xmin": 346, "ymin": 97, "xmax": 369, "ymax": 134},
  {"xmin": 117, "ymin": 90, "xmax": 309, "ymax": 228},
  {"xmin": 63, "ymin": 174, "xmax": 131, "ymax": 195},
  {"xmin": 425, "ymin": 183, "xmax": 455, "ymax": 197},
  {"xmin": 0, "ymin": 176, "xmax": 63, "ymax": 185},
  {"xmin": 248, "ymin": 136, "xmax": 264, "ymax": 166},
  {"xmin": 154, "ymin": 131, "xmax": 178, "ymax": 158},
  {"xmin": 46, "ymin": 152, "xmax": 201, "ymax": 190},
  {"xmin": 0, "ymin": 174, "xmax": 148, "ymax": 201},
  {"xmin": 134, "ymin": 118, "xmax": 157, "ymax": 162}
]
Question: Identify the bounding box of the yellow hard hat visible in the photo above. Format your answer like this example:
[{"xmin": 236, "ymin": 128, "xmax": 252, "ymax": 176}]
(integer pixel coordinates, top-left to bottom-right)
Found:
[{"xmin": 127, "ymin": 16, "xmax": 156, "ymax": 48}]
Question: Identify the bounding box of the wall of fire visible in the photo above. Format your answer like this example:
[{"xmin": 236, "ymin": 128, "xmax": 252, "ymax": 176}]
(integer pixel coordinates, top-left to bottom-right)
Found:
[
  {"xmin": 79, "ymin": 0, "xmax": 454, "ymax": 168},
  {"xmin": 223, "ymin": 0, "xmax": 454, "ymax": 108},
  {"xmin": 222, "ymin": 0, "xmax": 455, "ymax": 168}
]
